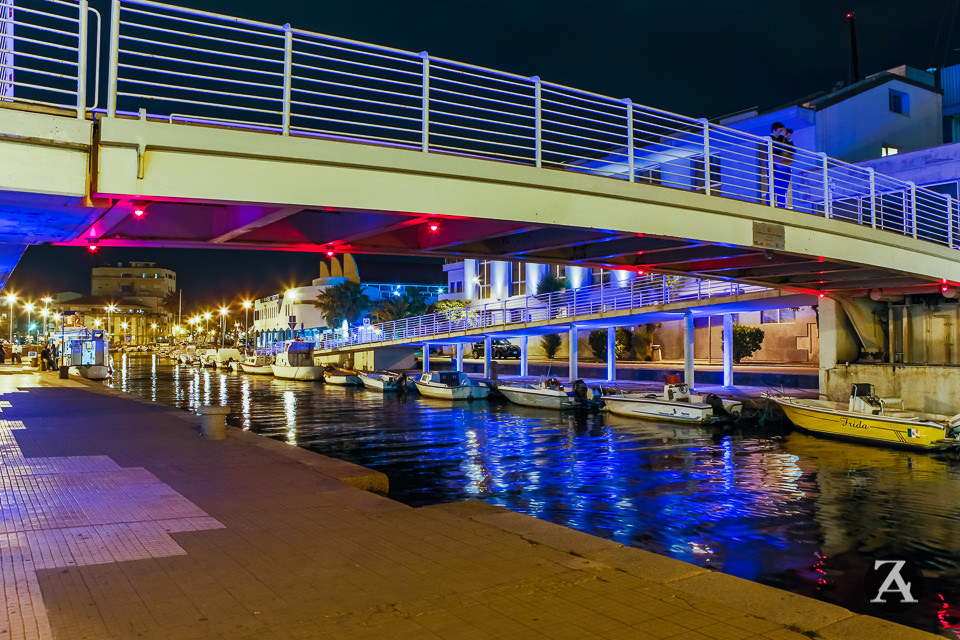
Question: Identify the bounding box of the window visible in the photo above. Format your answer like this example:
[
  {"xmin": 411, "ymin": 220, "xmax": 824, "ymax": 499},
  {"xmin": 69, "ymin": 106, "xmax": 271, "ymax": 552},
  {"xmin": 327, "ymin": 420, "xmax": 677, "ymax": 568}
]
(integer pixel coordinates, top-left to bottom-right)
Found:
[
  {"xmin": 592, "ymin": 268, "xmax": 611, "ymax": 285},
  {"xmin": 550, "ymin": 264, "xmax": 566, "ymax": 281},
  {"xmin": 511, "ymin": 262, "xmax": 526, "ymax": 297},
  {"xmin": 450, "ymin": 281, "xmax": 463, "ymax": 294},
  {"xmin": 761, "ymin": 308, "xmax": 797, "ymax": 324},
  {"xmin": 889, "ymin": 89, "xmax": 909, "ymax": 115},
  {"xmin": 478, "ymin": 260, "xmax": 491, "ymax": 299},
  {"xmin": 881, "ymin": 145, "xmax": 899, "ymax": 157}
]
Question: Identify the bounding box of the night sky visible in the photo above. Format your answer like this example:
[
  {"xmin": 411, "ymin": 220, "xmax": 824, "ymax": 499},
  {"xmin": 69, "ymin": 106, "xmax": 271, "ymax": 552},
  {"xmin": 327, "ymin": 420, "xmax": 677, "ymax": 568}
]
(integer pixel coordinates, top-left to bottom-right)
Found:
[{"xmin": 9, "ymin": 0, "xmax": 960, "ymax": 307}]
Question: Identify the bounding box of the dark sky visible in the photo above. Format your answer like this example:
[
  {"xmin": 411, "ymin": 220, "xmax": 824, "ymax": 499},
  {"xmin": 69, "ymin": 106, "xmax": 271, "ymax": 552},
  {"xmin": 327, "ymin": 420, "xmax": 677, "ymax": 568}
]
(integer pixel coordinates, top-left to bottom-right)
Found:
[{"xmin": 10, "ymin": 0, "xmax": 960, "ymax": 306}]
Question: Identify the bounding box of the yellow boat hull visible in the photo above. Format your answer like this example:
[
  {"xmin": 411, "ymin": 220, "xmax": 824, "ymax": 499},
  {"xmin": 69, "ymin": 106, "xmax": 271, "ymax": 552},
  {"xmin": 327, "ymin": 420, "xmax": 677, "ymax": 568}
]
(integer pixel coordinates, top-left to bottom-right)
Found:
[{"xmin": 775, "ymin": 399, "xmax": 951, "ymax": 450}]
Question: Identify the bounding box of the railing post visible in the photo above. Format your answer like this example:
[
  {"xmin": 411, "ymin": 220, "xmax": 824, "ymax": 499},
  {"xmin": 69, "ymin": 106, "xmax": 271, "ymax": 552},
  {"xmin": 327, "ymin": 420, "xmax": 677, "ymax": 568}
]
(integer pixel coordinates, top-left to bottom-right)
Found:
[
  {"xmin": 532, "ymin": 75, "xmax": 541, "ymax": 168},
  {"xmin": 948, "ymin": 194, "xmax": 954, "ymax": 249},
  {"xmin": 908, "ymin": 181, "xmax": 917, "ymax": 239},
  {"xmin": 821, "ymin": 152, "xmax": 831, "ymax": 218},
  {"xmin": 699, "ymin": 118, "xmax": 711, "ymax": 196},
  {"xmin": 624, "ymin": 99, "xmax": 634, "ymax": 182},
  {"xmin": 419, "ymin": 51, "xmax": 429, "ymax": 152},
  {"xmin": 107, "ymin": 0, "xmax": 120, "ymax": 118},
  {"xmin": 77, "ymin": 0, "xmax": 89, "ymax": 118},
  {"xmin": 868, "ymin": 167, "xmax": 877, "ymax": 230},
  {"xmin": 281, "ymin": 24, "xmax": 292, "ymax": 135},
  {"xmin": 766, "ymin": 138, "xmax": 775, "ymax": 206}
]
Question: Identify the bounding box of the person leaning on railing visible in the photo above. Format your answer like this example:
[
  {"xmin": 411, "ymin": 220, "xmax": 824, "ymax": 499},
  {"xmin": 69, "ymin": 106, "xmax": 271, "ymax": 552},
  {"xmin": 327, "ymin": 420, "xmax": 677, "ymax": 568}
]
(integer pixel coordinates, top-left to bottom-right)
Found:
[{"xmin": 770, "ymin": 122, "xmax": 795, "ymax": 208}]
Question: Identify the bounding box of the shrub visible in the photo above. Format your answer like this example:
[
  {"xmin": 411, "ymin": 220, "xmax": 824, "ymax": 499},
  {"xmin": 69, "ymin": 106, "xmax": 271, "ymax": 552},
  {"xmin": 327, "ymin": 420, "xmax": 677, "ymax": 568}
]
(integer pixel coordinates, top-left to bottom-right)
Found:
[
  {"xmin": 588, "ymin": 328, "xmax": 632, "ymax": 360},
  {"xmin": 721, "ymin": 324, "xmax": 765, "ymax": 363},
  {"xmin": 540, "ymin": 333, "xmax": 562, "ymax": 359},
  {"xmin": 631, "ymin": 323, "xmax": 660, "ymax": 360}
]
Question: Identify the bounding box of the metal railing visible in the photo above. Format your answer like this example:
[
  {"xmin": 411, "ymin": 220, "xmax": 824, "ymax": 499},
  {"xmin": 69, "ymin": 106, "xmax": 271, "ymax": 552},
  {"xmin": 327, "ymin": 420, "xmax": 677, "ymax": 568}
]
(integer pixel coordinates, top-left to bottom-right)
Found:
[{"xmin": 313, "ymin": 274, "xmax": 767, "ymax": 352}]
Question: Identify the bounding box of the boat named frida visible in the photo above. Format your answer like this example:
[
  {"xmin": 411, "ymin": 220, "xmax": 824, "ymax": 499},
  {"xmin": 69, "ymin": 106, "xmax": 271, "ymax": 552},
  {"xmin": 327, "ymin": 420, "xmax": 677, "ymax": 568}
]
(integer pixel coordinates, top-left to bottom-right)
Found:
[{"xmin": 771, "ymin": 383, "xmax": 960, "ymax": 451}]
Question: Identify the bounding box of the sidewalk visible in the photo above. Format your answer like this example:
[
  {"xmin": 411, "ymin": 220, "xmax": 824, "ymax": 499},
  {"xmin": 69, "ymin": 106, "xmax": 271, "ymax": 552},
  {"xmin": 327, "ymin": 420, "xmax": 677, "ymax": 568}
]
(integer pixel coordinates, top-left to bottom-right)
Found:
[{"xmin": 1, "ymin": 373, "xmax": 935, "ymax": 640}]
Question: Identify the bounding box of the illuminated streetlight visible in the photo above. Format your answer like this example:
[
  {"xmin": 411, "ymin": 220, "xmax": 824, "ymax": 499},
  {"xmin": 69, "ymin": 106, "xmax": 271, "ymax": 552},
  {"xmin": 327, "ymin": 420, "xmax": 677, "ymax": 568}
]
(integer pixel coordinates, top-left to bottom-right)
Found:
[
  {"xmin": 219, "ymin": 307, "xmax": 228, "ymax": 348},
  {"xmin": 5, "ymin": 293, "xmax": 16, "ymax": 342},
  {"xmin": 105, "ymin": 304, "xmax": 117, "ymax": 345},
  {"xmin": 120, "ymin": 321, "xmax": 128, "ymax": 344},
  {"xmin": 242, "ymin": 300, "xmax": 252, "ymax": 353},
  {"xmin": 203, "ymin": 312, "xmax": 212, "ymax": 344},
  {"xmin": 23, "ymin": 303, "xmax": 35, "ymax": 344}
]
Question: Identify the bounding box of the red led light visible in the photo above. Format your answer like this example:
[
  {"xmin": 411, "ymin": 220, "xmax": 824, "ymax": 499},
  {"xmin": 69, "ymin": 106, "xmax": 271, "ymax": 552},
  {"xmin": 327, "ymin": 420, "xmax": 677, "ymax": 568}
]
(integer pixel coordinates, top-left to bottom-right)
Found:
[
  {"xmin": 818, "ymin": 292, "xmax": 825, "ymax": 298},
  {"xmin": 87, "ymin": 243, "xmax": 99, "ymax": 253},
  {"xmin": 326, "ymin": 250, "xmax": 334, "ymax": 257},
  {"xmin": 637, "ymin": 269, "xmax": 645, "ymax": 276},
  {"xmin": 133, "ymin": 207, "xmax": 145, "ymax": 217},
  {"xmin": 428, "ymin": 223, "xmax": 439, "ymax": 232}
]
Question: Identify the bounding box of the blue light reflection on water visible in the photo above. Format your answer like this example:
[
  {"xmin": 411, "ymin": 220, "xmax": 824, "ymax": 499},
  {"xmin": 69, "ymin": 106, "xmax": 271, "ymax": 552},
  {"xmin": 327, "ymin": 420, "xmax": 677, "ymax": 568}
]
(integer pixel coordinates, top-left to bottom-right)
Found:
[{"xmin": 107, "ymin": 356, "xmax": 960, "ymax": 637}]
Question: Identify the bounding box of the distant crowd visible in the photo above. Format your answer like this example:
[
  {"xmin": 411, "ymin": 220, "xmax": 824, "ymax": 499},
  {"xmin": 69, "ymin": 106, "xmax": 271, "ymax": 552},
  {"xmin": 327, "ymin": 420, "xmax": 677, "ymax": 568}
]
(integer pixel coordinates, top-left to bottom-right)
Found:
[{"xmin": 0, "ymin": 340, "xmax": 59, "ymax": 370}]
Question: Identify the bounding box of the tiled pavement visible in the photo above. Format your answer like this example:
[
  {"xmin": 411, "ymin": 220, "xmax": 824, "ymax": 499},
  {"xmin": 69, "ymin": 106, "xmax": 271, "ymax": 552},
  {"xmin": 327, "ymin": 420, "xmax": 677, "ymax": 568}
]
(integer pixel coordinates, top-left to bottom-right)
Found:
[{"xmin": 0, "ymin": 373, "xmax": 939, "ymax": 639}]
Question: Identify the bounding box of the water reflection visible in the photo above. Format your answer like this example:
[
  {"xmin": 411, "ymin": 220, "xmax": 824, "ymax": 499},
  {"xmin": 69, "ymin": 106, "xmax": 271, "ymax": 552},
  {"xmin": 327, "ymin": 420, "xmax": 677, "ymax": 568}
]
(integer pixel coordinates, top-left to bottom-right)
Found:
[{"xmin": 106, "ymin": 355, "xmax": 960, "ymax": 637}]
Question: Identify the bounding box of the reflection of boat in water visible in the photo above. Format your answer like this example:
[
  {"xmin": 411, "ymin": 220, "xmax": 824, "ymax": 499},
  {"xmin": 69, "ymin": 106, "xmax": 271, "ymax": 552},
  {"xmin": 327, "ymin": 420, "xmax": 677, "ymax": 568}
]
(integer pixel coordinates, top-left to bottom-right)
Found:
[
  {"xmin": 271, "ymin": 342, "xmax": 324, "ymax": 381},
  {"xmin": 415, "ymin": 371, "xmax": 489, "ymax": 400},
  {"xmin": 238, "ymin": 352, "xmax": 274, "ymax": 375},
  {"xmin": 602, "ymin": 376, "xmax": 741, "ymax": 424},
  {"xmin": 323, "ymin": 366, "xmax": 362, "ymax": 386},
  {"xmin": 499, "ymin": 378, "xmax": 594, "ymax": 410},
  {"xmin": 359, "ymin": 371, "xmax": 414, "ymax": 392},
  {"xmin": 771, "ymin": 383, "xmax": 960, "ymax": 451}
]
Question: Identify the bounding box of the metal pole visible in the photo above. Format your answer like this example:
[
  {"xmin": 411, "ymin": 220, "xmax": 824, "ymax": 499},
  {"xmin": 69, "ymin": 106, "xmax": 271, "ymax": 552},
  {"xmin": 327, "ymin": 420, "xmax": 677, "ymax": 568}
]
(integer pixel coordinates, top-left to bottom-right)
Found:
[
  {"xmin": 767, "ymin": 138, "xmax": 775, "ymax": 206},
  {"xmin": 245, "ymin": 307, "xmax": 249, "ymax": 354},
  {"xmin": 821, "ymin": 152, "xmax": 830, "ymax": 218},
  {"xmin": 419, "ymin": 52, "xmax": 429, "ymax": 152},
  {"xmin": 700, "ymin": 118, "xmax": 711, "ymax": 196},
  {"xmin": 625, "ymin": 99, "xmax": 634, "ymax": 182},
  {"xmin": 532, "ymin": 75, "xmax": 541, "ymax": 168},
  {"xmin": 77, "ymin": 0, "xmax": 88, "ymax": 119},
  {"xmin": 281, "ymin": 24, "xmax": 292, "ymax": 135},
  {"xmin": 8, "ymin": 301, "xmax": 12, "ymax": 342},
  {"xmin": 908, "ymin": 181, "xmax": 917, "ymax": 239},
  {"xmin": 868, "ymin": 167, "xmax": 877, "ymax": 229},
  {"xmin": 107, "ymin": 0, "xmax": 120, "ymax": 118},
  {"xmin": 948, "ymin": 195, "xmax": 954, "ymax": 249}
]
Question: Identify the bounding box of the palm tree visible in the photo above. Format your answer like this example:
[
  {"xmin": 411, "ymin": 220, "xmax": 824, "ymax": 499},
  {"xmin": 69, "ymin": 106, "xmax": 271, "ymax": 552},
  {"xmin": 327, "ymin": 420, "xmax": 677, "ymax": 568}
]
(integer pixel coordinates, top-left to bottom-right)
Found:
[
  {"xmin": 314, "ymin": 281, "xmax": 372, "ymax": 327},
  {"xmin": 373, "ymin": 287, "xmax": 429, "ymax": 322}
]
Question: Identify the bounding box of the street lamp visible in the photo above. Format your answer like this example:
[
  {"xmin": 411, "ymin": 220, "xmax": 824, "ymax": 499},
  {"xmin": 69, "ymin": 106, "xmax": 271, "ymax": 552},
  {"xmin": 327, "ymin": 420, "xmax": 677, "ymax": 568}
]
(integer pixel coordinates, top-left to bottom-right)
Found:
[
  {"xmin": 5, "ymin": 293, "xmax": 16, "ymax": 342},
  {"xmin": 120, "ymin": 321, "xmax": 128, "ymax": 344},
  {"xmin": 203, "ymin": 312, "xmax": 212, "ymax": 345},
  {"xmin": 242, "ymin": 300, "xmax": 252, "ymax": 354},
  {"xmin": 219, "ymin": 307, "xmax": 228, "ymax": 348},
  {"xmin": 23, "ymin": 303, "xmax": 34, "ymax": 344},
  {"xmin": 151, "ymin": 323, "xmax": 157, "ymax": 343},
  {"xmin": 105, "ymin": 304, "xmax": 117, "ymax": 344},
  {"xmin": 41, "ymin": 297, "xmax": 51, "ymax": 341}
]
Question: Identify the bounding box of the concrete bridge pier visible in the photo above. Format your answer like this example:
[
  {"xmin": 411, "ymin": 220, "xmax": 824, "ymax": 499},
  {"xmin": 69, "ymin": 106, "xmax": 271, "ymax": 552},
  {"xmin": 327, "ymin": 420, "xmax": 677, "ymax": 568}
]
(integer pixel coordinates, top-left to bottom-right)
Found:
[
  {"xmin": 423, "ymin": 342, "xmax": 431, "ymax": 373},
  {"xmin": 455, "ymin": 343, "xmax": 463, "ymax": 372},
  {"xmin": 683, "ymin": 310, "xmax": 695, "ymax": 389},
  {"xmin": 569, "ymin": 326, "xmax": 579, "ymax": 381},
  {"xmin": 722, "ymin": 314, "xmax": 733, "ymax": 387},
  {"xmin": 483, "ymin": 336, "xmax": 492, "ymax": 378},
  {"xmin": 519, "ymin": 336, "xmax": 528, "ymax": 377},
  {"xmin": 606, "ymin": 327, "xmax": 616, "ymax": 381}
]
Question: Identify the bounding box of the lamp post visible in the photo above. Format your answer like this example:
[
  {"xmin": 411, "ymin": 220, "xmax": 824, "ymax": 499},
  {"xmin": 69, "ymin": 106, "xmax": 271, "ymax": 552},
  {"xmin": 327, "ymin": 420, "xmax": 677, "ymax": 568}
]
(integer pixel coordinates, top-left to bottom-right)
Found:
[
  {"xmin": 151, "ymin": 323, "xmax": 157, "ymax": 344},
  {"xmin": 203, "ymin": 312, "xmax": 212, "ymax": 345},
  {"xmin": 106, "ymin": 304, "xmax": 117, "ymax": 345},
  {"xmin": 41, "ymin": 297, "xmax": 51, "ymax": 341},
  {"xmin": 23, "ymin": 303, "xmax": 34, "ymax": 344},
  {"xmin": 5, "ymin": 293, "xmax": 16, "ymax": 342},
  {"xmin": 219, "ymin": 307, "xmax": 228, "ymax": 348},
  {"xmin": 120, "ymin": 321, "xmax": 128, "ymax": 345},
  {"xmin": 242, "ymin": 300, "xmax": 252, "ymax": 354}
]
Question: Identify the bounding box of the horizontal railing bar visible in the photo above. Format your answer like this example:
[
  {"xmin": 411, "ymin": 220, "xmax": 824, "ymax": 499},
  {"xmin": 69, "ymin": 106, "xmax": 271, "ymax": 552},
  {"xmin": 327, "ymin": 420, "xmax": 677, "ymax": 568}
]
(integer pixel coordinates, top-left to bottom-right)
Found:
[
  {"xmin": 120, "ymin": 48, "xmax": 284, "ymax": 78},
  {"xmin": 290, "ymin": 100, "xmax": 421, "ymax": 124},
  {"xmin": 117, "ymin": 36, "xmax": 283, "ymax": 67},
  {"xmin": 117, "ymin": 75, "xmax": 282, "ymax": 102},
  {"xmin": 117, "ymin": 90, "xmax": 282, "ymax": 115},
  {"xmin": 120, "ymin": 4, "xmax": 283, "ymax": 39},
  {"xmin": 118, "ymin": 18, "xmax": 285, "ymax": 53},
  {"xmin": 122, "ymin": 63, "xmax": 281, "ymax": 92}
]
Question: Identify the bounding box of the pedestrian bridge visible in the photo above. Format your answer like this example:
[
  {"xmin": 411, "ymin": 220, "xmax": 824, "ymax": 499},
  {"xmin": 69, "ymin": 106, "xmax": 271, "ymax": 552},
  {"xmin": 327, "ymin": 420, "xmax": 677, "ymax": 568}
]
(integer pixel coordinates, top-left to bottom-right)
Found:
[{"xmin": 0, "ymin": 0, "xmax": 958, "ymax": 295}]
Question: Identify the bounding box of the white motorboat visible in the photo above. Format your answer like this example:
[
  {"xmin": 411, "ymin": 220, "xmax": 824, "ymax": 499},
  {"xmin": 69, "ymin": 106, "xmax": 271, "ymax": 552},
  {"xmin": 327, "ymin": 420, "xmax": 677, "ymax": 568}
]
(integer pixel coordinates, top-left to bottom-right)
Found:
[
  {"xmin": 359, "ymin": 371, "xmax": 415, "ymax": 392},
  {"xmin": 239, "ymin": 352, "xmax": 274, "ymax": 375},
  {"xmin": 602, "ymin": 377, "xmax": 741, "ymax": 424},
  {"xmin": 415, "ymin": 371, "xmax": 489, "ymax": 400},
  {"xmin": 322, "ymin": 366, "xmax": 363, "ymax": 386},
  {"xmin": 198, "ymin": 348, "xmax": 218, "ymax": 368},
  {"xmin": 271, "ymin": 341, "xmax": 324, "ymax": 381},
  {"xmin": 499, "ymin": 378, "xmax": 593, "ymax": 410},
  {"xmin": 179, "ymin": 345, "xmax": 199, "ymax": 365},
  {"xmin": 214, "ymin": 348, "xmax": 242, "ymax": 369}
]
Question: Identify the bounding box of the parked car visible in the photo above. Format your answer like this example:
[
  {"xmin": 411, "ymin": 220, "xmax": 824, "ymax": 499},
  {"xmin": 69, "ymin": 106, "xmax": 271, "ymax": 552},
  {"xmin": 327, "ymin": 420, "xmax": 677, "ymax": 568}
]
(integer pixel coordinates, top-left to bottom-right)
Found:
[{"xmin": 471, "ymin": 338, "xmax": 520, "ymax": 359}]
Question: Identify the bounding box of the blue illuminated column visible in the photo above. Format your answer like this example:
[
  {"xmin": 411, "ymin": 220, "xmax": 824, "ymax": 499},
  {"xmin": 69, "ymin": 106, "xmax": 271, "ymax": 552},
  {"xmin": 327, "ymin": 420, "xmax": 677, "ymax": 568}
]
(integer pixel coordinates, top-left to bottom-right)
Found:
[
  {"xmin": 455, "ymin": 342, "xmax": 463, "ymax": 371},
  {"xmin": 519, "ymin": 336, "xmax": 528, "ymax": 377},
  {"xmin": 684, "ymin": 310, "xmax": 695, "ymax": 389},
  {"xmin": 606, "ymin": 327, "xmax": 615, "ymax": 381},
  {"xmin": 483, "ymin": 336, "xmax": 492, "ymax": 378},
  {"xmin": 423, "ymin": 342, "xmax": 430, "ymax": 372},
  {"xmin": 568, "ymin": 326, "xmax": 578, "ymax": 381},
  {"xmin": 722, "ymin": 314, "xmax": 733, "ymax": 387}
]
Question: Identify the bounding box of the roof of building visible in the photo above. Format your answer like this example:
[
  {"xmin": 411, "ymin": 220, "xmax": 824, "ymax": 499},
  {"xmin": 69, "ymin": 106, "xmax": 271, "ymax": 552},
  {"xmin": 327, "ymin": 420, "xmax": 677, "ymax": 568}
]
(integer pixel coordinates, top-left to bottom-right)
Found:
[{"xmin": 57, "ymin": 295, "xmax": 151, "ymax": 311}]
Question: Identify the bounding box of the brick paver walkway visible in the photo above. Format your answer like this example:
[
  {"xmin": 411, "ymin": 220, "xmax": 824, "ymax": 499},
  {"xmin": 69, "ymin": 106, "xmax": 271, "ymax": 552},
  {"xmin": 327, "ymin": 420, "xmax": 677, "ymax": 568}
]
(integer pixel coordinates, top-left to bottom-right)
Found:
[{"xmin": 0, "ymin": 373, "xmax": 938, "ymax": 639}]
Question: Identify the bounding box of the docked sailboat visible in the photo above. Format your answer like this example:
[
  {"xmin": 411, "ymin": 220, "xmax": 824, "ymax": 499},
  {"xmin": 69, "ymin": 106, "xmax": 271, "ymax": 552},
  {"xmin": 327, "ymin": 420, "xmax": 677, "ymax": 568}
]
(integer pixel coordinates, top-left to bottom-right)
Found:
[
  {"xmin": 271, "ymin": 341, "xmax": 324, "ymax": 381},
  {"xmin": 359, "ymin": 371, "xmax": 414, "ymax": 392},
  {"xmin": 322, "ymin": 366, "xmax": 363, "ymax": 386},
  {"xmin": 771, "ymin": 383, "xmax": 960, "ymax": 451},
  {"xmin": 499, "ymin": 378, "xmax": 593, "ymax": 410},
  {"xmin": 415, "ymin": 371, "xmax": 489, "ymax": 400},
  {"xmin": 602, "ymin": 376, "xmax": 741, "ymax": 424},
  {"xmin": 238, "ymin": 352, "xmax": 274, "ymax": 375}
]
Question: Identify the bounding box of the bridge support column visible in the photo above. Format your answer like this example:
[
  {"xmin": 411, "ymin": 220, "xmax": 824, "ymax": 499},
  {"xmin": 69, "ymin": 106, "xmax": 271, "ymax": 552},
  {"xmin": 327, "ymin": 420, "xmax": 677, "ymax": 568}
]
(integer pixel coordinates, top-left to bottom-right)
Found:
[
  {"xmin": 722, "ymin": 314, "xmax": 733, "ymax": 387},
  {"xmin": 455, "ymin": 343, "xmax": 463, "ymax": 371},
  {"xmin": 569, "ymin": 326, "xmax": 578, "ymax": 381},
  {"xmin": 483, "ymin": 336, "xmax": 492, "ymax": 378},
  {"xmin": 606, "ymin": 327, "xmax": 616, "ymax": 381},
  {"xmin": 683, "ymin": 310, "xmax": 694, "ymax": 389},
  {"xmin": 519, "ymin": 336, "xmax": 528, "ymax": 377},
  {"xmin": 423, "ymin": 343, "xmax": 430, "ymax": 373}
]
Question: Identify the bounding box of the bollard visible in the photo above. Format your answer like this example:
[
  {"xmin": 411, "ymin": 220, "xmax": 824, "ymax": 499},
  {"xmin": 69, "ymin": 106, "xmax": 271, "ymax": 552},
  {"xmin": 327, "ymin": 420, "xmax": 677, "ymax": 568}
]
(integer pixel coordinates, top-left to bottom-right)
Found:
[{"xmin": 197, "ymin": 405, "xmax": 232, "ymax": 440}]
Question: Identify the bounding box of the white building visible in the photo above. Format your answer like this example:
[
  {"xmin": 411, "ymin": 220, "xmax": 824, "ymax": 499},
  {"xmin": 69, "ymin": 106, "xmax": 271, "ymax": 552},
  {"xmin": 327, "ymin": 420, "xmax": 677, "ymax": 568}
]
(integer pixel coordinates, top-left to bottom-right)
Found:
[{"xmin": 91, "ymin": 261, "xmax": 176, "ymax": 315}]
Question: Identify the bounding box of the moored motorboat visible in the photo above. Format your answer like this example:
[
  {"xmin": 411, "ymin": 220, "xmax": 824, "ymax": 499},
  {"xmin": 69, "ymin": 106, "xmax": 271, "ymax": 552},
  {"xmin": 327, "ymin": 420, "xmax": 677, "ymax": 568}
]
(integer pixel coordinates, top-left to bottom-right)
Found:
[
  {"xmin": 215, "ymin": 348, "xmax": 243, "ymax": 369},
  {"xmin": 198, "ymin": 348, "xmax": 218, "ymax": 368},
  {"xmin": 499, "ymin": 378, "xmax": 594, "ymax": 410},
  {"xmin": 771, "ymin": 383, "xmax": 960, "ymax": 451},
  {"xmin": 322, "ymin": 366, "xmax": 362, "ymax": 386},
  {"xmin": 359, "ymin": 370, "xmax": 414, "ymax": 392},
  {"xmin": 271, "ymin": 341, "xmax": 324, "ymax": 381},
  {"xmin": 179, "ymin": 345, "xmax": 199, "ymax": 365},
  {"xmin": 415, "ymin": 371, "xmax": 489, "ymax": 400},
  {"xmin": 239, "ymin": 352, "xmax": 274, "ymax": 375},
  {"xmin": 602, "ymin": 376, "xmax": 741, "ymax": 424}
]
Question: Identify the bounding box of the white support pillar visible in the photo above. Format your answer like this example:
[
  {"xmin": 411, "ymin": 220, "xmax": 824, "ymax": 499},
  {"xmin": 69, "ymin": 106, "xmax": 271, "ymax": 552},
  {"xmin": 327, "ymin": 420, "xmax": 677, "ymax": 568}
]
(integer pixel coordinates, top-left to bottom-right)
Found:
[
  {"xmin": 519, "ymin": 336, "xmax": 528, "ymax": 377},
  {"xmin": 483, "ymin": 336, "xmax": 492, "ymax": 378},
  {"xmin": 568, "ymin": 326, "xmax": 579, "ymax": 382},
  {"xmin": 722, "ymin": 314, "xmax": 733, "ymax": 387},
  {"xmin": 455, "ymin": 342, "xmax": 463, "ymax": 372},
  {"xmin": 683, "ymin": 310, "xmax": 694, "ymax": 389},
  {"xmin": 423, "ymin": 342, "xmax": 430, "ymax": 373},
  {"xmin": 606, "ymin": 327, "xmax": 616, "ymax": 381}
]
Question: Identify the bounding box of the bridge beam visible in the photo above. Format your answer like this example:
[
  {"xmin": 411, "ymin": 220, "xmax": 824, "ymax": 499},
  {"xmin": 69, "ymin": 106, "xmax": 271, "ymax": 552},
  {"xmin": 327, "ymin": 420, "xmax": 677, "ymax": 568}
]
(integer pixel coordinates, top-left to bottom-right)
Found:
[
  {"xmin": 684, "ymin": 310, "xmax": 695, "ymax": 389},
  {"xmin": 519, "ymin": 336, "xmax": 528, "ymax": 377},
  {"xmin": 606, "ymin": 327, "xmax": 616, "ymax": 381},
  {"xmin": 722, "ymin": 313, "xmax": 733, "ymax": 387},
  {"xmin": 569, "ymin": 326, "xmax": 579, "ymax": 382}
]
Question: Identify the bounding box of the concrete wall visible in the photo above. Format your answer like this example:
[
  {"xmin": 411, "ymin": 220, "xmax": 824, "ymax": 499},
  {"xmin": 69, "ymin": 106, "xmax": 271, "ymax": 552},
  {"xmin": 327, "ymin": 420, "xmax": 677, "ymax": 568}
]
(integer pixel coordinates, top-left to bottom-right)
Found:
[
  {"xmin": 316, "ymin": 347, "xmax": 417, "ymax": 370},
  {"xmin": 822, "ymin": 363, "xmax": 960, "ymax": 415}
]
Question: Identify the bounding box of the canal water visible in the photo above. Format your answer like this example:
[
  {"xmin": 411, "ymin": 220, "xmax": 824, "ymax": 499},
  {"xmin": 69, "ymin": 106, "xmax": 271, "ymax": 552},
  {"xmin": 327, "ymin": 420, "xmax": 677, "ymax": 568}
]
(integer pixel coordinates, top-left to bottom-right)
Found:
[{"xmin": 108, "ymin": 354, "xmax": 960, "ymax": 637}]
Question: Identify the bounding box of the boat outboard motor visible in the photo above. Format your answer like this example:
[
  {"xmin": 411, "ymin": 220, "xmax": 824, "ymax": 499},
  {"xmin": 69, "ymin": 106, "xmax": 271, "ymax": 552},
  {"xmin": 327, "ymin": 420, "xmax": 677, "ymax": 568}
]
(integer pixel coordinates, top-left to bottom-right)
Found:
[
  {"xmin": 572, "ymin": 379, "xmax": 590, "ymax": 406},
  {"xmin": 705, "ymin": 393, "xmax": 732, "ymax": 419}
]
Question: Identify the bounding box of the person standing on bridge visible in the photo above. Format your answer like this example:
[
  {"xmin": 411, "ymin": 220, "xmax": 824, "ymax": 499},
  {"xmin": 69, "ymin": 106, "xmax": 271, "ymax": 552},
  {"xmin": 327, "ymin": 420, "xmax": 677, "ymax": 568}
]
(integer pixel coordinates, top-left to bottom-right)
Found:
[{"xmin": 770, "ymin": 122, "xmax": 795, "ymax": 208}]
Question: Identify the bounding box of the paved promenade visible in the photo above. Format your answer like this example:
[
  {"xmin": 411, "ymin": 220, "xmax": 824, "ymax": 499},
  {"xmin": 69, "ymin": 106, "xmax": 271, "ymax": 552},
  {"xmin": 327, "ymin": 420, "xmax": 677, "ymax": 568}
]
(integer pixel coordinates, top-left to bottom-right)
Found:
[{"xmin": 0, "ymin": 372, "xmax": 936, "ymax": 639}]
